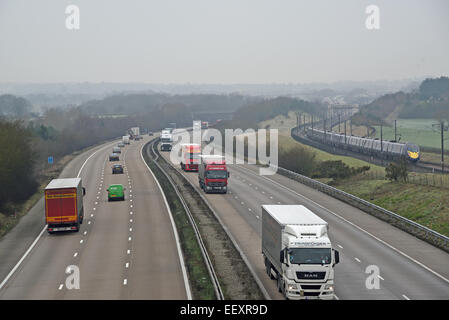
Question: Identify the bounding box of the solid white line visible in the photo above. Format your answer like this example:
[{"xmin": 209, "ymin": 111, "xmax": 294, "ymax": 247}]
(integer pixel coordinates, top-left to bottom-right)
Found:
[
  {"xmin": 139, "ymin": 142, "xmax": 192, "ymax": 300},
  {"xmin": 237, "ymin": 166, "xmax": 449, "ymax": 285},
  {"xmin": 0, "ymin": 226, "xmax": 46, "ymax": 290},
  {"xmin": 0, "ymin": 141, "xmax": 117, "ymax": 291}
]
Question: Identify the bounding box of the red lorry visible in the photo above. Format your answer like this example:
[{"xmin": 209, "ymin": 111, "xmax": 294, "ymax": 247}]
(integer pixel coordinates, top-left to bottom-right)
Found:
[
  {"xmin": 198, "ymin": 155, "xmax": 230, "ymax": 193},
  {"xmin": 45, "ymin": 178, "xmax": 85, "ymax": 233},
  {"xmin": 181, "ymin": 143, "xmax": 201, "ymax": 171}
]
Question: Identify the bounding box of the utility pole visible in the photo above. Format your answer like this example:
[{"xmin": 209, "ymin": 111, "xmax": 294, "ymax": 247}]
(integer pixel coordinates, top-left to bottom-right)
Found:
[
  {"xmin": 303, "ymin": 114, "xmax": 306, "ymax": 132},
  {"xmin": 381, "ymin": 125, "xmax": 383, "ymax": 152},
  {"xmin": 323, "ymin": 116, "xmax": 327, "ymax": 142},
  {"xmin": 441, "ymin": 121, "xmax": 444, "ymax": 173},
  {"xmin": 350, "ymin": 120, "xmax": 353, "ymax": 136},
  {"xmin": 338, "ymin": 113, "xmax": 341, "ymax": 133},
  {"xmin": 344, "ymin": 120, "xmax": 347, "ymax": 144},
  {"xmin": 394, "ymin": 120, "xmax": 397, "ymax": 142},
  {"xmin": 311, "ymin": 115, "xmax": 314, "ymax": 132}
]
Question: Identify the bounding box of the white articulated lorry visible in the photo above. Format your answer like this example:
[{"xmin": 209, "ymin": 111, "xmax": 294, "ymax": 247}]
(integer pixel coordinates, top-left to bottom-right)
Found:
[{"xmin": 262, "ymin": 205, "xmax": 339, "ymax": 300}]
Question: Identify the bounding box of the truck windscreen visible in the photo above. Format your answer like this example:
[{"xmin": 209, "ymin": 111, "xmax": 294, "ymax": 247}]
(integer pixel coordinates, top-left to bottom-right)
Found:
[
  {"xmin": 189, "ymin": 153, "xmax": 199, "ymax": 159},
  {"xmin": 288, "ymin": 248, "xmax": 331, "ymax": 265},
  {"xmin": 206, "ymin": 170, "xmax": 227, "ymax": 179}
]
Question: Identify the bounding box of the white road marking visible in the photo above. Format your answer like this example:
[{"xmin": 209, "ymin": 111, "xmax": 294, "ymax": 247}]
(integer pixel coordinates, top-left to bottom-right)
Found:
[
  {"xmin": 129, "ymin": 228, "xmax": 133, "ymax": 232},
  {"xmin": 88, "ymin": 221, "xmax": 91, "ymax": 225},
  {"xmin": 128, "ymin": 237, "xmax": 132, "ymax": 241},
  {"xmin": 130, "ymin": 212, "xmax": 133, "ymax": 215},
  {"xmin": 0, "ymin": 141, "xmax": 119, "ymax": 291},
  {"xmin": 93, "ymin": 208, "xmax": 96, "ymax": 211},
  {"xmin": 248, "ymin": 208, "xmax": 252, "ymax": 211},
  {"xmin": 402, "ymin": 294, "xmax": 410, "ymax": 300},
  {"xmin": 73, "ymin": 252, "xmax": 78, "ymax": 257},
  {"xmin": 80, "ymin": 240, "xmax": 84, "ymax": 244},
  {"xmin": 238, "ymin": 166, "xmax": 449, "ymax": 285},
  {"xmin": 139, "ymin": 143, "xmax": 192, "ymax": 300},
  {"xmin": 127, "ymin": 249, "xmax": 131, "ymax": 255},
  {"xmin": 90, "ymin": 214, "xmax": 94, "ymax": 217},
  {"xmin": 123, "ymin": 279, "xmax": 127, "ymax": 285},
  {"xmin": 377, "ymin": 275, "xmax": 385, "ymax": 281},
  {"xmin": 130, "ymin": 219, "xmax": 133, "ymax": 223},
  {"xmin": 256, "ymin": 216, "xmax": 260, "ymax": 219},
  {"xmin": 337, "ymin": 245, "xmax": 343, "ymax": 249},
  {"xmin": 95, "ymin": 202, "xmax": 98, "ymax": 205},
  {"xmin": 83, "ymin": 231, "xmax": 87, "ymax": 235},
  {"xmin": 130, "ymin": 205, "xmax": 133, "ymax": 208},
  {"xmin": 125, "ymin": 263, "xmax": 129, "ymax": 268},
  {"xmin": 58, "ymin": 284, "xmax": 64, "ymax": 290},
  {"xmin": 354, "ymin": 258, "xmax": 361, "ymax": 263}
]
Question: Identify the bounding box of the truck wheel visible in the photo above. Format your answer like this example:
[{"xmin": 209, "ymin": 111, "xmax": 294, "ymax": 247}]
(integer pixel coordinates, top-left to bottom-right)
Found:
[
  {"xmin": 75, "ymin": 221, "xmax": 80, "ymax": 232},
  {"xmin": 277, "ymin": 275, "xmax": 282, "ymax": 293}
]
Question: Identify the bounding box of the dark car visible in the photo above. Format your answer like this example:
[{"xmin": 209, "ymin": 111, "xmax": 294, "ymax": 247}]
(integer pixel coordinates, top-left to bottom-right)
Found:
[
  {"xmin": 109, "ymin": 153, "xmax": 119, "ymax": 161},
  {"xmin": 112, "ymin": 164, "xmax": 124, "ymax": 174}
]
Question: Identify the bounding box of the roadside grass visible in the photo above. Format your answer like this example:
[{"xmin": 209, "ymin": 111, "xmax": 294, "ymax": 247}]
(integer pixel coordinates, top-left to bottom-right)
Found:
[
  {"xmin": 0, "ymin": 152, "xmax": 78, "ymax": 239},
  {"xmin": 335, "ymin": 178, "xmax": 449, "ymax": 237},
  {"xmin": 143, "ymin": 145, "xmax": 216, "ymax": 300},
  {"xmin": 372, "ymin": 119, "xmax": 446, "ymax": 150}
]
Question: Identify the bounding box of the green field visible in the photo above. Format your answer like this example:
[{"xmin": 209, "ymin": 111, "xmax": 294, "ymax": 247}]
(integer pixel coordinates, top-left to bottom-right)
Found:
[{"xmin": 373, "ymin": 119, "xmax": 447, "ymax": 150}]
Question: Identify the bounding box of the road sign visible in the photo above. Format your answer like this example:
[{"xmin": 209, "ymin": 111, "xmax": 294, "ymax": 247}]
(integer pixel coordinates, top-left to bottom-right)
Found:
[{"xmin": 48, "ymin": 156, "xmax": 54, "ymax": 164}]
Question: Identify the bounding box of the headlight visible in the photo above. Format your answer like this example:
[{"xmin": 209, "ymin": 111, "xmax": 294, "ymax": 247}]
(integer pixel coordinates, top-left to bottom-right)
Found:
[
  {"xmin": 288, "ymin": 283, "xmax": 298, "ymax": 291},
  {"xmin": 324, "ymin": 284, "xmax": 334, "ymax": 291}
]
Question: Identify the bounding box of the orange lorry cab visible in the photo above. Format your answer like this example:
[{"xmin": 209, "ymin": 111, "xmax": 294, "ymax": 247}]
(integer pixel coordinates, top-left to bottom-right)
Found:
[
  {"xmin": 45, "ymin": 178, "xmax": 85, "ymax": 233},
  {"xmin": 181, "ymin": 143, "xmax": 201, "ymax": 171}
]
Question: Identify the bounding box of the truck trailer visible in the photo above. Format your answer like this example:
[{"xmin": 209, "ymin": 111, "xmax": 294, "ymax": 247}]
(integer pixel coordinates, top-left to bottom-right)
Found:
[
  {"xmin": 198, "ymin": 155, "xmax": 229, "ymax": 193},
  {"xmin": 262, "ymin": 205, "xmax": 339, "ymax": 300},
  {"xmin": 45, "ymin": 178, "xmax": 85, "ymax": 233},
  {"xmin": 122, "ymin": 135, "xmax": 130, "ymax": 144}
]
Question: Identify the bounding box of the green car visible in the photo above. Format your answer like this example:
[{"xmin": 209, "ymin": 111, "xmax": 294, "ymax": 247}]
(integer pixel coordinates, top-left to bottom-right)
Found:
[{"xmin": 107, "ymin": 184, "xmax": 125, "ymax": 201}]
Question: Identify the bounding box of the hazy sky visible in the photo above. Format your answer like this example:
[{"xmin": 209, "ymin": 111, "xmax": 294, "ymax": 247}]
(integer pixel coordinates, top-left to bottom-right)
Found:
[{"xmin": 0, "ymin": 0, "xmax": 448, "ymax": 84}]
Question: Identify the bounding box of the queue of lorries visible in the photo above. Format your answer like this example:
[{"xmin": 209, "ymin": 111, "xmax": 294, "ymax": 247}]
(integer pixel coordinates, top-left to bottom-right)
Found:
[{"xmin": 43, "ymin": 125, "xmax": 340, "ymax": 300}]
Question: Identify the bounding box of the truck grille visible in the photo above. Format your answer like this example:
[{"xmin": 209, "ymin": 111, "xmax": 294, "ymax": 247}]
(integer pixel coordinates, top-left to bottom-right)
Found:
[
  {"xmin": 208, "ymin": 182, "xmax": 225, "ymax": 187},
  {"xmin": 296, "ymin": 272, "xmax": 326, "ymax": 280},
  {"xmin": 301, "ymin": 285, "xmax": 322, "ymax": 290},
  {"xmin": 304, "ymin": 292, "xmax": 321, "ymax": 297}
]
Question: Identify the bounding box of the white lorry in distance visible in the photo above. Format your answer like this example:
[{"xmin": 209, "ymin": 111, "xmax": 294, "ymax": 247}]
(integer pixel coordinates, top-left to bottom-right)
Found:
[
  {"xmin": 122, "ymin": 135, "xmax": 130, "ymax": 144},
  {"xmin": 262, "ymin": 205, "xmax": 339, "ymax": 300},
  {"xmin": 160, "ymin": 132, "xmax": 173, "ymax": 151},
  {"xmin": 131, "ymin": 127, "xmax": 140, "ymax": 137},
  {"xmin": 193, "ymin": 120, "xmax": 201, "ymax": 131}
]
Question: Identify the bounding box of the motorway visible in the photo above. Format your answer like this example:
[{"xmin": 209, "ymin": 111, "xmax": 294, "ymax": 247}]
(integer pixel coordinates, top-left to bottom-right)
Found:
[
  {"xmin": 159, "ymin": 142, "xmax": 449, "ymax": 300},
  {"xmin": 0, "ymin": 136, "xmax": 189, "ymax": 299}
]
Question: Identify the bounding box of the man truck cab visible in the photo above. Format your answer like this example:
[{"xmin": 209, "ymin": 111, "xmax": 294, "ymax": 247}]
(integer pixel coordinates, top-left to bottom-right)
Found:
[{"xmin": 198, "ymin": 155, "xmax": 229, "ymax": 193}]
